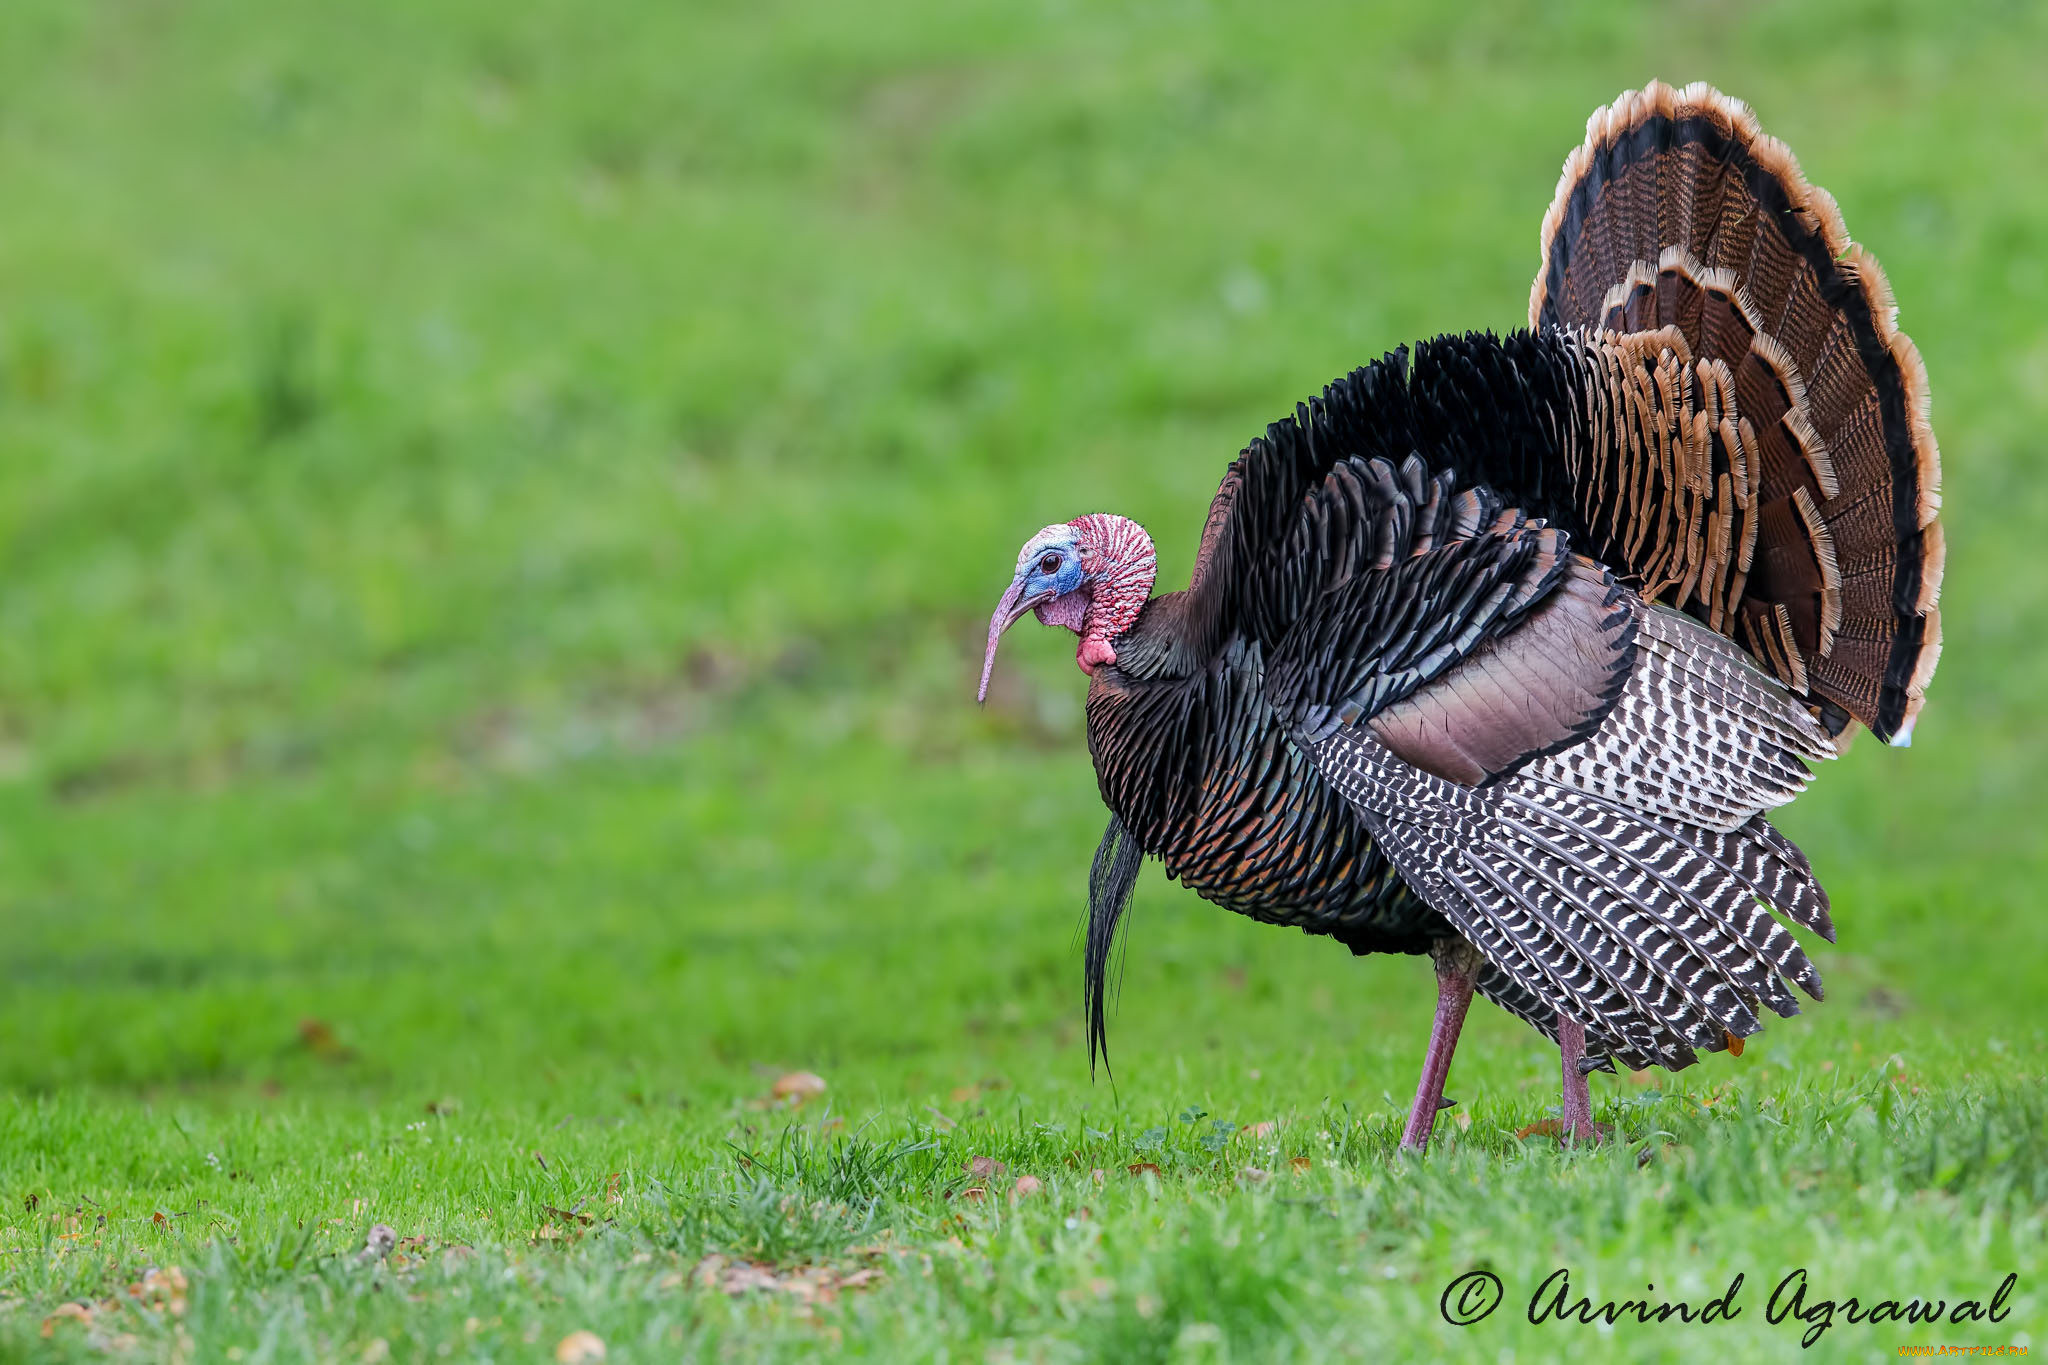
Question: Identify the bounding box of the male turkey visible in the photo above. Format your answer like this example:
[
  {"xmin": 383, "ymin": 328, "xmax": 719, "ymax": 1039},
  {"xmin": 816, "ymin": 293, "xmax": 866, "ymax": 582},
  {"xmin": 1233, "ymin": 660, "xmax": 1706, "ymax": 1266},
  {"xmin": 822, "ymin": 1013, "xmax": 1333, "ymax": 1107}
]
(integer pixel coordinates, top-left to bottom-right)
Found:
[{"xmin": 976, "ymin": 83, "xmax": 1942, "ymax": 1147}]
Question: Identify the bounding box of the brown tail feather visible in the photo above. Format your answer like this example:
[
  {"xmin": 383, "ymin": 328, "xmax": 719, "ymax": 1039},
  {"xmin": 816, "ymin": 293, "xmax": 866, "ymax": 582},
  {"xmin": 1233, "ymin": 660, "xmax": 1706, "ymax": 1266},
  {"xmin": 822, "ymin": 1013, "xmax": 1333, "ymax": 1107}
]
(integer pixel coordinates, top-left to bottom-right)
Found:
[{"xmin": 1531, "ymin": 81, "xmax": 1942, "ymax": 744}]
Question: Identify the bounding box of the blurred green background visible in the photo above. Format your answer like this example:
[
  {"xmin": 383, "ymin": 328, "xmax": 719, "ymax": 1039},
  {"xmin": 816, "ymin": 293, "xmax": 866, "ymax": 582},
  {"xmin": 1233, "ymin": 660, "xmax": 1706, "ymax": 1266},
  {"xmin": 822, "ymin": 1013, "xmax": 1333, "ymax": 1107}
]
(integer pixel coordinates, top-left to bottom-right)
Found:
[
  {"xmin": 4, "ymin": 0, "xmax": 2040, "ymax": 1097},
  {"xmin": 0, "ymin": 0, "xmax": 2044, "ymax": 1355}
]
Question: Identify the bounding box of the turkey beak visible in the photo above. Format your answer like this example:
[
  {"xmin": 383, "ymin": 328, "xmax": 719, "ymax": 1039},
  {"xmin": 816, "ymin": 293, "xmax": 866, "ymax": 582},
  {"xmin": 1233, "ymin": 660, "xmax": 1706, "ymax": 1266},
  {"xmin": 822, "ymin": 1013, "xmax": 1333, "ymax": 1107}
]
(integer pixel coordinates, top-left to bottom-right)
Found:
[{"xmin": 978, "ymin": 576, "xmax": 1046, "ymax": 703}]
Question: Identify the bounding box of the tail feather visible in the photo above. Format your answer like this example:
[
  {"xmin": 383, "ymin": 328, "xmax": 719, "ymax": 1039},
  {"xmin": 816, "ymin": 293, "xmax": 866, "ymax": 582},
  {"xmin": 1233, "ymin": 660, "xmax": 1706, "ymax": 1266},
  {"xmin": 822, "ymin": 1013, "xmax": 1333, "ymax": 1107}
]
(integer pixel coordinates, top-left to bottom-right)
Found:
[
  {"xmin": 1532, "ymin": 81, "xmax": 1942, "ymax": 743},
  {"xmin": 1312, "ymin": 728, "xmax": 1829, "ymax": 1070},
  {"xmin": 1497, "ymin": 789, "xmax": 1800, "ymax": 1023}
]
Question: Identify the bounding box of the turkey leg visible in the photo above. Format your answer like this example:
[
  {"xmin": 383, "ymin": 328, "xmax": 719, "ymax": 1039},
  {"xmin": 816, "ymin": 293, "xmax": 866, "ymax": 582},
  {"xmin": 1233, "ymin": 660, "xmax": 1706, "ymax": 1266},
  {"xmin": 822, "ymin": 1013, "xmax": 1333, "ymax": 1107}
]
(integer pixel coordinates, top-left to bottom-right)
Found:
[
  {"xmin": 1399, "ymin": 939, "xmax": 1481, "ymax": 1152},
  {"xmin": 1558, "ymin": 1014, "xmax": 1601, "ymax": 1143}
]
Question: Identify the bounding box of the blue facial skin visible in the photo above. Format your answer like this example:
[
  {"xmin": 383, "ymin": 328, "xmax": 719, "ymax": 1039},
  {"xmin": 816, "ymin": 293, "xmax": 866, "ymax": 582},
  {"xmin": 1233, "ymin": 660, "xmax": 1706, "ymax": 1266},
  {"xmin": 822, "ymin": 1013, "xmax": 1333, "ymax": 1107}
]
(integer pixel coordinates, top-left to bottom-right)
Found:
[{"xmin": 1017, "ymin": 535, "xmax": 1087, "ymax": 607}]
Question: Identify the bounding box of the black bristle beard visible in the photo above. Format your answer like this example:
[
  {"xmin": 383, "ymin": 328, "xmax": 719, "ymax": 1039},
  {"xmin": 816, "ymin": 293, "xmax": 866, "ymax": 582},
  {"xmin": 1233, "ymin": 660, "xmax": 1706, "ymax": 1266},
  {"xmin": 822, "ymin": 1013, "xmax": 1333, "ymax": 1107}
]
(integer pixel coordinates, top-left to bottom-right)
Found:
[{"xmin": 1085, "ymin": 813, "xmax": 1144, "ymax": 1079}]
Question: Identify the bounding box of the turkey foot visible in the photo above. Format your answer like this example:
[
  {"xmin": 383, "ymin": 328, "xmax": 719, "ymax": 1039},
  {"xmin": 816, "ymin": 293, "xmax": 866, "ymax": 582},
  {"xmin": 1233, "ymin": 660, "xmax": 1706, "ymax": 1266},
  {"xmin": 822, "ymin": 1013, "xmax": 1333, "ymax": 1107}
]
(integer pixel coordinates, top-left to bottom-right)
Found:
[{"xmin": 1556, "ymin": 1014, "xmax": 1609, "ymax": 1145}]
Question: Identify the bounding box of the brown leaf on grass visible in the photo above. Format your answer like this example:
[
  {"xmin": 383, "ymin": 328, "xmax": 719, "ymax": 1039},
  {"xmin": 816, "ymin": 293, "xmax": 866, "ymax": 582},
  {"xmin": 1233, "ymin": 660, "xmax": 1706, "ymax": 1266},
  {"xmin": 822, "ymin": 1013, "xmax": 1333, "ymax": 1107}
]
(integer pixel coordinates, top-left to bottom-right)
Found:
[
  {"xmin": 1010, "ymin": 1175, "xmax": 1043, "ymax": 1200},
  {"xmin": 956, "ymin": 1186, "xmax": 987, "ymax": 1202},
  {"xmin": 948, "ymin": 1085, "xmax": 980, "ymax": 1103},
  {"xmin": 1245, "ymin": 1121, "xmax": 1277, "ymax": 1138},
  {"xmin": 1126, "ymin": 1162, "xmax": 1161, "ymax": 1178},
  {"xmin": 604, "ymin": 1173, "xmax": 622, "ymax": 1206},
  {"xmin": 297, "ymin": 1018, "xmax": 355, "ymax": 1062},
  {"xmin": 131, "ymin": 1266, "xmax": 188, "ymax": 1318},
  {"xmin": 544, "ymin": 1205, "xmax": 594, "ymax": 1227},
  {"xmin": 967, "ymin": 1156, "xmax": 1006, "ymax": 1179},
  {"xmin": 40, "ymin": 1301, "xmax": 91, "ymax": 1337},
  {"xmin": 555, "ymin": 1330, "xmax": 607, "ymax": 1363},
  {"xmin": 771, "ymin": 1071, "xmax": 827, "ymax": 1104},
  {"xmin": 1516, "ymin": 1119, "xmax": 1614, "ymax": 1143},
  {"xmin": 1289, "ymin": 1157, "xmax": 1312, "ymax": 1175}
]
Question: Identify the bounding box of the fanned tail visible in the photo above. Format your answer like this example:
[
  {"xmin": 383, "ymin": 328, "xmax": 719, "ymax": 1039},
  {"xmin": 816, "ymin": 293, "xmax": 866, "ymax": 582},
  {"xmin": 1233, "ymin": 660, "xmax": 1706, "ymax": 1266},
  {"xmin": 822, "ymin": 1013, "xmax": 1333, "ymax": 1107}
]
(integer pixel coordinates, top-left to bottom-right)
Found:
[{"xmin": 1531, "ymin": 81, "xmax": 1943, "ymax": 744}]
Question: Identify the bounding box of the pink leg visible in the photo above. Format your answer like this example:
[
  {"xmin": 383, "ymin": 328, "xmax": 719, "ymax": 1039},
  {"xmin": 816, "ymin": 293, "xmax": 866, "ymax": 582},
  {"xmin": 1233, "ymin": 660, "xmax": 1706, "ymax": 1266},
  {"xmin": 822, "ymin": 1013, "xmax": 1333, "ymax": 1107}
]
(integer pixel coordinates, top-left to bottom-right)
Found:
[
  {"xmin": 1400, "ymin": 940, "xmax": 1480, "ymax": 1152},
  {"xmin": 1558, "ymin": 1013, "xmax": 1596, "ymax": 1143}
]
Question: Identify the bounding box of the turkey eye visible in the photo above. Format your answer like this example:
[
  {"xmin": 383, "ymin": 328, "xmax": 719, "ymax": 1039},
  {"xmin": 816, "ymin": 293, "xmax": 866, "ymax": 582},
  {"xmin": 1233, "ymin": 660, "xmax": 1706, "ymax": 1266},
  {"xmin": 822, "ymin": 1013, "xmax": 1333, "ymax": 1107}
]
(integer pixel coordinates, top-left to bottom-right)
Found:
[{"xmin": 1039, "ymin": 553, "xmax": 1061, "ymax": 573}]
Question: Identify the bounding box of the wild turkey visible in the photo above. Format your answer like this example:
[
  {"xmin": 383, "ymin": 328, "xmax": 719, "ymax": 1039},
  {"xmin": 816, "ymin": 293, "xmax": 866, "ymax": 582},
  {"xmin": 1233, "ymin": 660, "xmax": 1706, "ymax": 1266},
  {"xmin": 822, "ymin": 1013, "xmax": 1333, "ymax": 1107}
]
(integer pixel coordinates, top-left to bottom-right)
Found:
[{"xmin": 976, "ymin": 82, "xmax": 1943, "ymax": 1147}]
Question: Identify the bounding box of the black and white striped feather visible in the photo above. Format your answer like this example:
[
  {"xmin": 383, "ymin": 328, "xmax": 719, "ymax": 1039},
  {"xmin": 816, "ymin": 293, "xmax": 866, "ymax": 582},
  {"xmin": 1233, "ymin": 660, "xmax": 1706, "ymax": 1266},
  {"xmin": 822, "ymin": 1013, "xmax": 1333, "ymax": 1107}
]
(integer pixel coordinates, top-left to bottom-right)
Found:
[{"xmin": 1309, "ymin": 598, "xmax": 1837, "ymax": 1071}]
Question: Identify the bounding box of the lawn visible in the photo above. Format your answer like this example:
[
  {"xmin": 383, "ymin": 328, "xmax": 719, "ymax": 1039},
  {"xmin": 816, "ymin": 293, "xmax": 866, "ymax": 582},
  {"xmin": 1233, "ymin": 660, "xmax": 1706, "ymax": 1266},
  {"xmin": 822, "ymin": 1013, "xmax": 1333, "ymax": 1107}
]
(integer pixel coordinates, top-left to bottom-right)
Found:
[{"xmin": 1, "ymin": 0, "xmax": 2045, "ymax": 1359}]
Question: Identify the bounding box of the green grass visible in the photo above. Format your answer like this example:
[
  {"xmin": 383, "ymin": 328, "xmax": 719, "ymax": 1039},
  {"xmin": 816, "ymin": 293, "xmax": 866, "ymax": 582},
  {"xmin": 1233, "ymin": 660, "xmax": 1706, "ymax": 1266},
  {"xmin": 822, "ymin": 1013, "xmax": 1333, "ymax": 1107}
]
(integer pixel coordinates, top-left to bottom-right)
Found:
[{"xmin": 1, "ymin": 0, "xmax": 2044, "ymax": 1359}]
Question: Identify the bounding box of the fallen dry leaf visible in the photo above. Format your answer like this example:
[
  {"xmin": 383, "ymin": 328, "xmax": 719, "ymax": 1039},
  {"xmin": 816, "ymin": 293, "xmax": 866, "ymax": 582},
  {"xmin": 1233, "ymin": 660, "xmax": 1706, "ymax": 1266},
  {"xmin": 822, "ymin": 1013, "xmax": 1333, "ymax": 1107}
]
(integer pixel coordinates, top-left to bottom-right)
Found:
[
  {"xmin": 967, "ymin": 1156, "xmax": 1006, "ymax": 1179},
  {"xmin": 1011, "ymin": 1175, "xmax": 1043, "ymax": 1200},
  {"xmin": 1289, "ymin": 1156, "xmax": 1312, "ymax": 1174},
  {"xmin": 1245, "ymin": 1121, "xmax": 1277, "ymax": 1138},
  {"xmin": 40, "ymin": 1301, "xmax": 92, "ymax": 1337},
  {"xmin": 957, "ymin": 1186, "xmax": 987, "ymax": 1202},
  {"xmin": 771, "ymin": 1072, "xmax": 827, "ymax": 1103},
  {"xmin": 296, "ymin": 1017, "xmax": 356, "ymax": 1063},
  {"xmin": 1516, "ymin": 1119, "xmax": 1615, "ymax": 1143},
  {"xmin": 555, "ymin": 1330, "xmax": 606, "ymax": 1363},
  {"xmin": 948, "ymin": 1085, "xmax": 980, "ymax": 1103},
  {"xmin": 1126, "ymin": 1162, "xmax": 1161, "ymax": 1178},
  {"xmin": 134, "ymin": 1266, "xmax": 188, "ymax": 1317}
]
